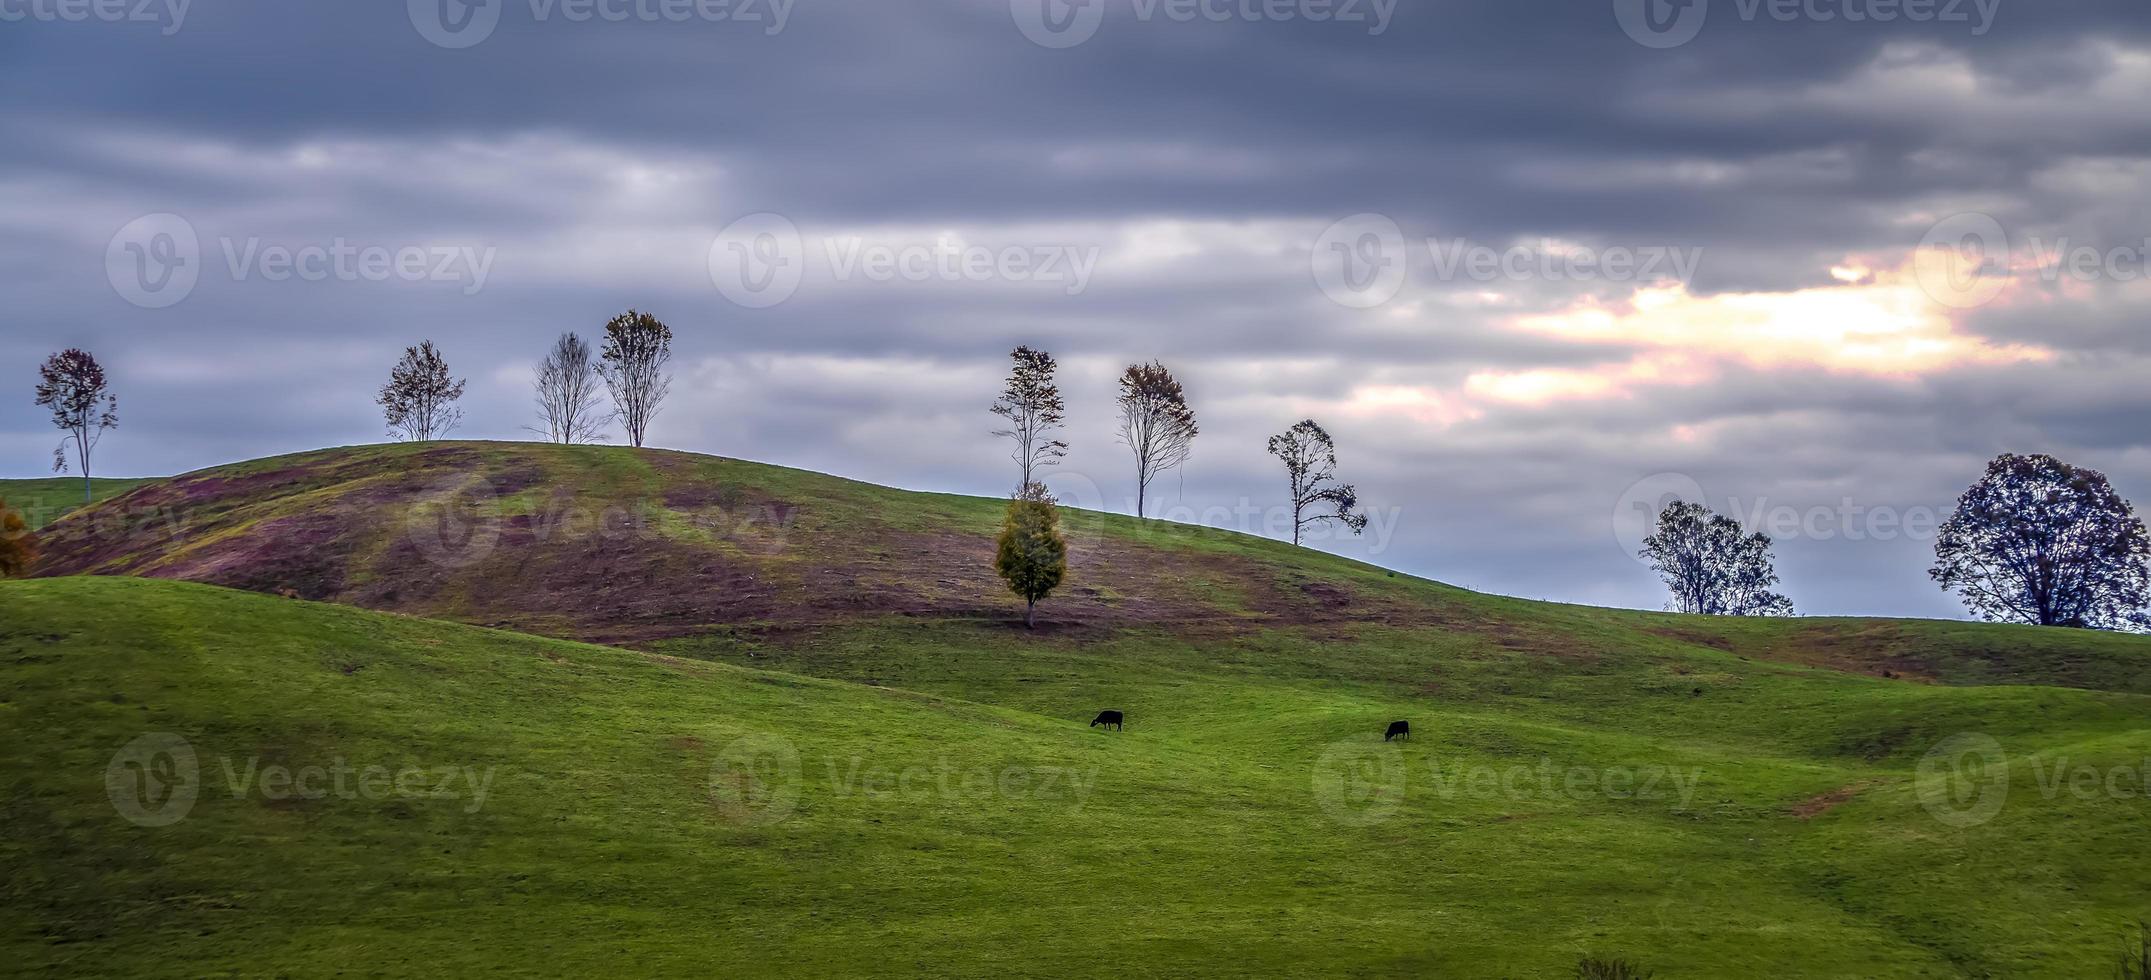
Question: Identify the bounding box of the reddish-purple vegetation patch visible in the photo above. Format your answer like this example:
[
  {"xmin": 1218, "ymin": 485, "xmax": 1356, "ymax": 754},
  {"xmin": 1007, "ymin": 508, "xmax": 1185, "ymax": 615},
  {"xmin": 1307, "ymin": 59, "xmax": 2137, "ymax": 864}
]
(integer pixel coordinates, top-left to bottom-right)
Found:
[{"xmin": 34, "ymin": 443, "xmax": 1452, "ymax": 647}]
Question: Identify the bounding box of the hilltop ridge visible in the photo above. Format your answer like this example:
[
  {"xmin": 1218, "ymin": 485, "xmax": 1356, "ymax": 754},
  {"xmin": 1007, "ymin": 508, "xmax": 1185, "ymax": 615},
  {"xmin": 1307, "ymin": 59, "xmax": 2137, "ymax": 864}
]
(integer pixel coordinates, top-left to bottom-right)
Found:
[{"xmin": 28, "ymin": 441, "xmax": 2151, "ymax": 695}]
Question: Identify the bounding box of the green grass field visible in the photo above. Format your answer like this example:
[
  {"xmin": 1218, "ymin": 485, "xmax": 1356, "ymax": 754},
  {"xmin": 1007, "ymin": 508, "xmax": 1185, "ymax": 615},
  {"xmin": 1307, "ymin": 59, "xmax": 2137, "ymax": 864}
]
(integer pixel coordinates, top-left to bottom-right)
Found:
[
  {"xmin": 0, "ymin": 477, "xmax": 157, "ymax": 528},
  {"xmin": 4, "ymin": 576, "xmax": 2148, "ymax": 977},
  {"xmin": 6, "ymin": 444, "xmax": 2151, "ymax": 976}
]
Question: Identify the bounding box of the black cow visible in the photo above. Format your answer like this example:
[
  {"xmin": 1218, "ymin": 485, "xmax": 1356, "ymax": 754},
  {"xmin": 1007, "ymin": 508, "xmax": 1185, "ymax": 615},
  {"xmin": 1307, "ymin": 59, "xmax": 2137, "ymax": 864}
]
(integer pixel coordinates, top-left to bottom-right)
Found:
[
  {"xmin": 1384, "ymin": 720, "xmax": 1410, "ymax": 741},
  {"xmin": 1090, "ymin": 710, "xmax": 1124, "ymax": 731}
]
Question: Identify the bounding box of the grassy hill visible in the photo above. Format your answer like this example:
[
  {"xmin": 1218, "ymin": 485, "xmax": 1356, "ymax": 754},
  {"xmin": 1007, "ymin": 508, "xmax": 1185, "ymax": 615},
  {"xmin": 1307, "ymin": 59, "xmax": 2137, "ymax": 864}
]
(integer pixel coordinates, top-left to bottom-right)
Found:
[
  {"xmin": 30, "ymin": 441, "xmax": 2151, "ymax": 695},
  {"xmin": 2, "ymin": 577, "xmax": 2147, "ymax": 976},
  {"xmin": 0, "ymin": 477, "xmax": 156, "ymax": 528},
  {"xmin": 9, "ymin": 443, "xmax": 2151, "ymax": 975}
]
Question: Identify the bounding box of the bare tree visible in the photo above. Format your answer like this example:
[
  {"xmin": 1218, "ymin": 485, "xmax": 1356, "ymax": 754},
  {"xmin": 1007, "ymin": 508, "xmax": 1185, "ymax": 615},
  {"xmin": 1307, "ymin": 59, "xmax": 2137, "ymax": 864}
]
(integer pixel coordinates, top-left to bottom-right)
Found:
[
  {"xmin": 531, "ymin": 332, "xmax": 609, "ymax": 444},
  {"xmin": 597, "ymin": 309, "xmax": 673, "ymax": 449},
  {"xmin": 376, "ymin": 340, "xmax": 466, "ymax": 442},
  {"xmin": 34, "ymin": 348, "xmax": 118, "ymax": 504},
  {"xmin": 991, "ymin": 346, "xmax": 1068, "ymax": 494},
  {"xmin": 1641, "ymin": 499, "xmax": 1793, "ymax": 616},
  {"xmin": 1115, "ymin": 361, "xmax": 1198, "ymax": 518},
  {"xmin": 1267, "ymin": 419, "xmax": 1367, "ymax": 546}
]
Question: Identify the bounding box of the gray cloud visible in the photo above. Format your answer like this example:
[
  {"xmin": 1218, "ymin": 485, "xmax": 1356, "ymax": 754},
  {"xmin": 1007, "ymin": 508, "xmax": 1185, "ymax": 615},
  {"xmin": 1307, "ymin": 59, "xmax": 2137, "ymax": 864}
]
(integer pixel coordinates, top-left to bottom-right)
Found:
[{"xmin": 4, "ymin": 0, "xmax": 2150, "ymax": 618}]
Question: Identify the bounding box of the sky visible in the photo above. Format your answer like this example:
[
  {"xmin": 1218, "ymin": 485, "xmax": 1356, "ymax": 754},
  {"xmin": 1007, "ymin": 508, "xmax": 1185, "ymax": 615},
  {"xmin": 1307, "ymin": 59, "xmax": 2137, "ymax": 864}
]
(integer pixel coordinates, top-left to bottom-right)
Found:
[{"xmin": 3, "ymin": 0, "xmax": 2150, "ymax": 618}]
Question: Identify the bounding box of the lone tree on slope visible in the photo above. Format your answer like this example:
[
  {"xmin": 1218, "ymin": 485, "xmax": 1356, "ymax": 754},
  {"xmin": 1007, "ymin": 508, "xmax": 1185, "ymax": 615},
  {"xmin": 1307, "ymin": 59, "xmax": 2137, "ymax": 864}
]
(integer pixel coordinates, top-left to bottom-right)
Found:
[
  {"xmin": 1267, "ymin": 419, "xmax": 1367, "ymax": 546},
  {"xmin": 532, "ymin": 331, "xmax": 610, "ymax": 444},
  {"xmin": 1115, "ymin": 360, "xmax": 1198, "ymax": 518},
  {"xmin": 0, "ymin": 498, "xmax": 37, "ymax": 578},
  {"xmin": 1640, "ymin": 499, "xmax": 1793, "ymax": 617},
  {"xmin": 34, "ymin": 348, "xmax": 118, "ymax": 504},
  {"xmin": 991, "ymin": 346, "xmax": 1068, "ymax": 495},
  {"xmin": 377, "ymin": 340, "xmax": 466, "ymax": 442},
  {"xmin": 597, "ymin": 309, "xmax": 673, "ymax": 449},
  {"xmin": 995, "ymin": 486, "xmax": 1068, "ymax": 629},
  {"xmin": 1929, "ymin": 453, "xmax": 2150, "ymax": 629}
]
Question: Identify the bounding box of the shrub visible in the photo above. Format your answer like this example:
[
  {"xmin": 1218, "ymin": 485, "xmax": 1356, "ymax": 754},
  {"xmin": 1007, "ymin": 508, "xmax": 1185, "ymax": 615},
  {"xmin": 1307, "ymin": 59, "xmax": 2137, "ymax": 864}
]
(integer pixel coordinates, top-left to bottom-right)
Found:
[
  {"xmin": 0, "ymin": 497, "xmax": 38, "ymax": 578},
  {"xmin": 2121, "ymin": 921, "xmax": 2150, "ymax": 980},
  {"xmin": 994, "ymin": 494, "xmax": 1066, "ymax": 629}
]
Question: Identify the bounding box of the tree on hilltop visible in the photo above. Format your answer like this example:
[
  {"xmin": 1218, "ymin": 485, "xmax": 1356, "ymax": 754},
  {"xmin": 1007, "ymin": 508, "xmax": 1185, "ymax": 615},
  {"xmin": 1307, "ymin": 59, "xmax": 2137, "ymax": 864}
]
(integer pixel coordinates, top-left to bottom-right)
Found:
[
  {"xmin": 34, "ymin": 348, "xmax": 118, "ymax": 504},
  {"xmin": 1267, "ymin": 419, "xmax": 1366, "ymax": 546},
  {"xmin": 1930, "ymin": 453, "xmax": 2150, "ymax": 629},
  {"xmin": 377, "ymin": 341, "xmax": 466, "ymax": 442},
  {"xmin": 991, "ymin": 346, "xmax": 1068, "ymax": 495},
  {"xmin": 1640, "ymin": 499, "xmax": 1792, "ymax": 617},
  {"xmin": 532, "ymin": 332, "xmax": 610, "ymax": 444},
  {"xmin": 597, "ymin": 309, "xmax": 673, "ymax": 449},
  {"xmin": 1115, "ymin": 361, "xmax": 1197, "ymax": 518}
]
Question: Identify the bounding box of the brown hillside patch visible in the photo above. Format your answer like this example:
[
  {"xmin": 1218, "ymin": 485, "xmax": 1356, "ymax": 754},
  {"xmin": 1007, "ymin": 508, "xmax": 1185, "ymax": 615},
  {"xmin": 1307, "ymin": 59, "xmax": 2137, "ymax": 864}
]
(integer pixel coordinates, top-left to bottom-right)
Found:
[{"xmin": 1789, "ymin": 782, "xmax": 1872, "ymax": 820}]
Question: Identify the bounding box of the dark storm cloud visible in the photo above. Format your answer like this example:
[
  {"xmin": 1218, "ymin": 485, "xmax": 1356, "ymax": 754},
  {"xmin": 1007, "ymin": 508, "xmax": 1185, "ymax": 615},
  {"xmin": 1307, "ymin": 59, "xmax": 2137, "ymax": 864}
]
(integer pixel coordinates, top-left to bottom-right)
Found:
[{"xmin": 4, "ymin": 0, "xmax": 2150, "ymax": 616}]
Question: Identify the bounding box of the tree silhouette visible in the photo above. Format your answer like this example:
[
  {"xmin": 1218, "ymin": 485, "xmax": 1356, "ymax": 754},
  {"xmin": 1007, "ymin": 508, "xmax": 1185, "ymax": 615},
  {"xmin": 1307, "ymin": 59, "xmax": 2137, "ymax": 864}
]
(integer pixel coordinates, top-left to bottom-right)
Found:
[
  {"xmin": 598, "ymin": 309, "xmax": 673, "ymax": 449},
  {"xmin": 1930, "ymin": 453, "xmax": 2150, "ymax": 629},
  {"xmin": 1267, "ymin": 419, "xmax": 1367, "ymax": 546},
  {"xmin": 1640, "ymin": 500, "xmax": 1792, "ymax": 616},
  {"xmin": 532, "ymin": 332, "xmax": 610, "ymax": 444},
  {"xmin": 991, "ymin": 346, "xmax": 1068, "ymax": 495},
  {"xmin": 376, "ymin": 341, "xmax": 465, "ymax": 441},
  {"xmin": 1115, "ymin": 361, "xmax": 1197, "ymax": 518},
  {"xmin": 995, "ymin": 488, "xmax": 1067, "ymax": 629},
  {"xmin": 34, "ymin": 348, "xmax": 118, "ymax": 504}
]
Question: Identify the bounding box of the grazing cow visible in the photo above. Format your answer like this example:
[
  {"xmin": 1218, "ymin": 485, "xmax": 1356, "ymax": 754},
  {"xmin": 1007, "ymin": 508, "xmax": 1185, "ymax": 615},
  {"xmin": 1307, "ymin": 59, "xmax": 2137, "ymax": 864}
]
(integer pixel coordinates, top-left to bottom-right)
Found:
[
  {"xmin": 1384, "ymin": 720, "xmax": 1410, "ymax": 741},
  {"xmin": 1090, "ymin": 710, "xmax": 1124, "ymax": 731}
]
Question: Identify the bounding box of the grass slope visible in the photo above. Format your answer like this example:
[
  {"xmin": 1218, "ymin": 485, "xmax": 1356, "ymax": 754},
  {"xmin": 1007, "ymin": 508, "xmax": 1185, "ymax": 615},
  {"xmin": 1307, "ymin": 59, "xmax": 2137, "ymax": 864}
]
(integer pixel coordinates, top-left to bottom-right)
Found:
[
  {"xmin": 4, "ymin": 577, "xmax": 2149, "ymax": 976},
  {"xmin": 0, "ymin": 477, "xmax": 156, "ymax": 528},
  {"xmin": 29, "ymin": 441, "xmax": 2151, "ymax": 696}
]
